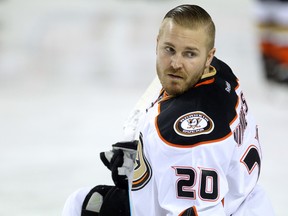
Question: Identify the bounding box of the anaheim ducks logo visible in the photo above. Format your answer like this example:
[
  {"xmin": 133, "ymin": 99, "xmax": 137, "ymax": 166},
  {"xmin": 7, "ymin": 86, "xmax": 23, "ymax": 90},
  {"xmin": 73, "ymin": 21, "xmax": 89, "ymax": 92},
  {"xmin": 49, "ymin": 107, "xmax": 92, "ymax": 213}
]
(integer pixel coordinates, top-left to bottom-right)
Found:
[
  {"xmin": 132, "ymin": 133, "xmax": 152, "ymax": 191},
  {"xmin": 174, "ymin": 111, "xmax": 214, "ymax": 137}
]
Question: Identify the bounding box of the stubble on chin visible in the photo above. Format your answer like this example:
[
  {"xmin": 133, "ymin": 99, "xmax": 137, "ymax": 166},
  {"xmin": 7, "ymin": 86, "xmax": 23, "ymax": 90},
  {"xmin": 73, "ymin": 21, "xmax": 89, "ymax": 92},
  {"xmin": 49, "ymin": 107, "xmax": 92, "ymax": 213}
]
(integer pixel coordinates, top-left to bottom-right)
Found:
[
  {"xmin": 163, "ymin": 71, "xmax": 205, "ymax": 96},
  {"xmin": 161, "ymin": 79, "xmax": 185, "ymax": 96}
]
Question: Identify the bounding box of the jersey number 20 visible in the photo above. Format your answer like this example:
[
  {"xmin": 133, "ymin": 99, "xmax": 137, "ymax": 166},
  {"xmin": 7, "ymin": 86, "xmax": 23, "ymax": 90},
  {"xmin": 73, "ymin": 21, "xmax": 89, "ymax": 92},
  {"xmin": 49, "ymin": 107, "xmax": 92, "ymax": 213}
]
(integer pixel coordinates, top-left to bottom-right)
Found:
[{"xmin": 172, "ymin": 167, "xmax": 219, "ymax": 201}]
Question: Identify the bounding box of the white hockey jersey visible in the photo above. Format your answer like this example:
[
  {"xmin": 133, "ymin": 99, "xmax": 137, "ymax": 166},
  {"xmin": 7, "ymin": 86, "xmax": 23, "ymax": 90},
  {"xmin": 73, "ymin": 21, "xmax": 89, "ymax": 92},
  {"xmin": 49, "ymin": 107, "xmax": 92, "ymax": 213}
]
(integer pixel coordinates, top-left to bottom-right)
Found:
[{"xmin": 129, "ymin": 57, "xmax": 274, "ymax": 216}]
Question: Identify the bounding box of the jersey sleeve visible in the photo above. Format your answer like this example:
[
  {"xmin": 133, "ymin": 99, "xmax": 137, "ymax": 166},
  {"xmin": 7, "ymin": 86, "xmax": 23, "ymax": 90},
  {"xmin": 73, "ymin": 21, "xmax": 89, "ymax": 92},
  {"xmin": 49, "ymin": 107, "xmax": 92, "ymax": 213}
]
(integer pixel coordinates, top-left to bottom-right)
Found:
[{"xmin": 223, "ymin": 87, "xmax": 263, "ymax": 215}]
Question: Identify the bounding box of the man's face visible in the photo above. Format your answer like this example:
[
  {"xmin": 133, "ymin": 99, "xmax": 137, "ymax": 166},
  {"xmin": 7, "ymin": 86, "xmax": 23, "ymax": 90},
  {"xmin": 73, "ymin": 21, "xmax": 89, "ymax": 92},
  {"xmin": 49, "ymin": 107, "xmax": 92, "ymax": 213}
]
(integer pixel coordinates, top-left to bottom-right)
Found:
[{"xmin": 156, "ymin": 19, "xmax": 215, "ymax": 96}]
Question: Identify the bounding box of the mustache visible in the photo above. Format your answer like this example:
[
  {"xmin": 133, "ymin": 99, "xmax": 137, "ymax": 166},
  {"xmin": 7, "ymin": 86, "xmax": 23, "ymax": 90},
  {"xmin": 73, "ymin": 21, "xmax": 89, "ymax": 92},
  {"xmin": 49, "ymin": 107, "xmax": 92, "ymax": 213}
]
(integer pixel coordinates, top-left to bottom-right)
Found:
[{"xmin": 165, "ymin": 67, "xmax": 184, "ymax": 74}]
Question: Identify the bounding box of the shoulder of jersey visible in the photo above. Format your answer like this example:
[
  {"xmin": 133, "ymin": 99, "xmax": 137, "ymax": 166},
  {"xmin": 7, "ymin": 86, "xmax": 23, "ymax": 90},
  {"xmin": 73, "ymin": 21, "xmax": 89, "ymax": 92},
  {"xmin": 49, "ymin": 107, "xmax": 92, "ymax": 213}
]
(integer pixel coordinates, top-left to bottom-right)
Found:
[{"xmin": 156, "ymin": 57, "xmax": 239, "ymax": 148}]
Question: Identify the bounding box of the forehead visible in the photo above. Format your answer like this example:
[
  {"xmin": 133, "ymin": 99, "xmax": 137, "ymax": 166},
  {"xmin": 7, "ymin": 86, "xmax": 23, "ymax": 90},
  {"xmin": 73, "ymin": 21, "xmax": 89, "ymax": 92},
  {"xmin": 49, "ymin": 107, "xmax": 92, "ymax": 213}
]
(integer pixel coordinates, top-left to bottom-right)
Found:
[{"xmin": 158, "ymin": 19, "xmax": 208, "ymax": 49}]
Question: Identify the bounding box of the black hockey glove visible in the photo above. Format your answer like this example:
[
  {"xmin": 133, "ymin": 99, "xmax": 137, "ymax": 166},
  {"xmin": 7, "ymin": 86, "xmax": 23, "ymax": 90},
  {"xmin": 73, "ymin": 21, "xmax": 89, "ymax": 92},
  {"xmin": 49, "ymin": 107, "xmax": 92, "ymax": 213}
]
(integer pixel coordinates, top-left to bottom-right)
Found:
[
  {"xmin": 100, "ymin": 141, "xmax": 138, "ymax": 189},
  {"xmin": 81, "ymin": 185, "xmax": 130, "ymax": 216}
]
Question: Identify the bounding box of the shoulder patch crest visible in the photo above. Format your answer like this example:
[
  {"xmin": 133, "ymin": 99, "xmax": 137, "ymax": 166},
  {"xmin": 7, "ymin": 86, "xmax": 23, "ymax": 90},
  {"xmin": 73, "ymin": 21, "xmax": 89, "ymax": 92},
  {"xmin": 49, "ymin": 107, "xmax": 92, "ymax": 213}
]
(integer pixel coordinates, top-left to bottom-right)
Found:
[{"xmin": 173, "ymin": 111, "xmax": 214, "ymax": 137}]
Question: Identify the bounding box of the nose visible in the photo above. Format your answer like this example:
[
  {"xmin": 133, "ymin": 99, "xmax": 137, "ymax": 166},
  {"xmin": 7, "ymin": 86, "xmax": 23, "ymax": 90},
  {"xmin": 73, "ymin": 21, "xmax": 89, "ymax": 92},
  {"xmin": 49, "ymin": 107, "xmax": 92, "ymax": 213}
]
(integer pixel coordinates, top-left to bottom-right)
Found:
[{"xmin": 171, "ymin": 54, "xmax": 183, "ymax": 70}]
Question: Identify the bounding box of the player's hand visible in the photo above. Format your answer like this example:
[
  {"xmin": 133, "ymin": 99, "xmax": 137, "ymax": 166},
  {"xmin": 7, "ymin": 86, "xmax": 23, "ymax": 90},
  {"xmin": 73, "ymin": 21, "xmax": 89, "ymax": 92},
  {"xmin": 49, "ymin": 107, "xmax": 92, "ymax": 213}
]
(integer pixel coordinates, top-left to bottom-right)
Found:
[{"xmin": 100, "ymin": 141, "xmax": 138, "ymax": 189}]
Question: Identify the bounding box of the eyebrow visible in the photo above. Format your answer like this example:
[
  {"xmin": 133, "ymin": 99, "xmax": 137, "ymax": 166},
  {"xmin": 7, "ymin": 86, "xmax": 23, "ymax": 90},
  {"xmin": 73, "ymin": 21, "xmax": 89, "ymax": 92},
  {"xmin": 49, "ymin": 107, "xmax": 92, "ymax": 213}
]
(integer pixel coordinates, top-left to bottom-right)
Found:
[
  {"xmin": 185, "ymin": 47, "xmax": 200, "ymax": 52},
  {"xmin": 163, "ymin": 42, "xmax": 200, "ymax": 52}
]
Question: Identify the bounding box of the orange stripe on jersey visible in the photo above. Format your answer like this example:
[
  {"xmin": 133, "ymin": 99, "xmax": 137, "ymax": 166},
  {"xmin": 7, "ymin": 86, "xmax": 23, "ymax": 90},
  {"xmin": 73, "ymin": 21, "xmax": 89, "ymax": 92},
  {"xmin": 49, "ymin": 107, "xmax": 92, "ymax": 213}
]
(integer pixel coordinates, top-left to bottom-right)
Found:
[
  {"xmin": 192, "ymin": 206, "xmax": 198, "ymax": 216},
  {"xmin": 160, "ymin": 91, "xmax": 174, "ymax": 102},
  {"xmin": 132, "ymin": 172, "xmax": 148, "ymax": 186},
  {"xmin": 235, "ymin": 80, "xmax": 240, "ymax": 90},
  {"xmin": 195, "ymin": 78, "xmax": 215, "ymax": 87}
]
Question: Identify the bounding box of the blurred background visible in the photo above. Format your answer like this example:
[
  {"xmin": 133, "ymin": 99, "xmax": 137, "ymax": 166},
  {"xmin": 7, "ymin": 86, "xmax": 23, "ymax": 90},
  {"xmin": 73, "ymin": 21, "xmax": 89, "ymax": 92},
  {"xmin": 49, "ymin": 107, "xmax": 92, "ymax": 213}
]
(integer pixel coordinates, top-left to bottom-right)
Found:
[{"xmin": 0, "ymin": 0, "xmax": 287, "ymax": 215}]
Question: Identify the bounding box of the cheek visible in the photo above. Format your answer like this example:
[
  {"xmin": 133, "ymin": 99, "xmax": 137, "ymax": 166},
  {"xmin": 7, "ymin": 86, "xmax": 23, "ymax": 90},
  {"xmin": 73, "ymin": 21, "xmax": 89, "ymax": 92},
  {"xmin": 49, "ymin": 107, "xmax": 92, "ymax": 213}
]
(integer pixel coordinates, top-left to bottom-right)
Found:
[
  {"xmin": 156, "ymin": 59, "xmax": 163, "ymax": 78},
  {"xmin": 186, "ymin": 59, "xmax": 204, "ymax": 72},
  {"xmin": 185, "ymin": 61, "xmax": 205, "ymax": 80},
  {"xmin": 157, "ymin": 55, "xmax": 170, "ymax": 70}
]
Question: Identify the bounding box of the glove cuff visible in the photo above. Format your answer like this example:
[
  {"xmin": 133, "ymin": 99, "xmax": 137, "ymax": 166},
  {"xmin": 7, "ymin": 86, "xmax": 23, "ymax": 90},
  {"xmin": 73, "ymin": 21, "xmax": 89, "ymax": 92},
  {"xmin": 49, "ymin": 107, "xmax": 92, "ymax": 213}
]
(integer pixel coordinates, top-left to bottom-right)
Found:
[{"xmin": 100, "ymin": 152, "xmax": 113, "ymax": 170}]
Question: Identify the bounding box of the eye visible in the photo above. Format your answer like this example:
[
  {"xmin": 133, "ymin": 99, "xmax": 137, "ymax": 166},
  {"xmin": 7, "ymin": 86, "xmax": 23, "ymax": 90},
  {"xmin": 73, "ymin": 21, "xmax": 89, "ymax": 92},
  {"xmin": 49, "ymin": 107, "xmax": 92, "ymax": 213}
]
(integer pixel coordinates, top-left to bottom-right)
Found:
[
  {"xmin": 184, "ymin": 51, "xmax": 196, "ymax": 58},
  {"xmin": 164, "ymin": 46, "xmax": 175, "ymax": 54}
]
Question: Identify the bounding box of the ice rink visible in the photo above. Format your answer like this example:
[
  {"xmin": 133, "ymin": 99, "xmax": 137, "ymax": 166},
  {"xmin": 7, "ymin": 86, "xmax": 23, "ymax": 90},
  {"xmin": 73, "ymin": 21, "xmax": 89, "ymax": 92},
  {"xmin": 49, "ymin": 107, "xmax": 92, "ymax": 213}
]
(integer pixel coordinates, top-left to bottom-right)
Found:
[{"xmin": 0, "ymin": 0, "xmax": 287, "ymax": 215}]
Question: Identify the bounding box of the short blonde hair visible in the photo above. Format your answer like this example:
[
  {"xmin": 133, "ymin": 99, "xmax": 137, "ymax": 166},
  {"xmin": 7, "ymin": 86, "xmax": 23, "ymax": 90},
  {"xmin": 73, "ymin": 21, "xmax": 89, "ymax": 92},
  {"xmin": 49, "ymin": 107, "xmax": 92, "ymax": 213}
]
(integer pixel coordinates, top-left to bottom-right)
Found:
[{"xmin": 161, "ymin": 4, "xmax": 215, "ymax": 50}]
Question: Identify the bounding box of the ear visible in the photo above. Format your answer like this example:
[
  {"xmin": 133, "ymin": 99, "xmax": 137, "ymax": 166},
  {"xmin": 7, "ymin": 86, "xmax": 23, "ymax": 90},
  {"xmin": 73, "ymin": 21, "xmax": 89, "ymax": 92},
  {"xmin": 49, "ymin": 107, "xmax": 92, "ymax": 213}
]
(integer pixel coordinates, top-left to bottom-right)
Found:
[{"xmin": 206, "ymin": 48, "xmax": 216, "ymax": 67}]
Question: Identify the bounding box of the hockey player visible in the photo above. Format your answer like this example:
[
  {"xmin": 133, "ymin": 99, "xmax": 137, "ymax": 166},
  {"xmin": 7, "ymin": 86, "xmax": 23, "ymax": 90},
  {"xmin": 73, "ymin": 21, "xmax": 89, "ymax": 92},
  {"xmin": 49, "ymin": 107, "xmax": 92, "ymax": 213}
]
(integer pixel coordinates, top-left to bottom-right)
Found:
[
  {"xmin": 254, "ymin": 0, "xmax": 288, "ymax": 83},
  {"xmin": 62, "ymin": 4, "xmax": 274, "ymax": 216}
]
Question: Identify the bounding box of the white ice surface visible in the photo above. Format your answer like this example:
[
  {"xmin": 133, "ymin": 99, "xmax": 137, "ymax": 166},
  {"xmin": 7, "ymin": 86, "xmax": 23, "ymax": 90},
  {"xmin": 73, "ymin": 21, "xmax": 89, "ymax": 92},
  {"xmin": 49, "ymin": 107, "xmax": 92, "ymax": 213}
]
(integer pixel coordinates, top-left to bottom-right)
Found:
[{"xmin": 0, "ymin": 0, "xmax": 287, "ymax": 215}]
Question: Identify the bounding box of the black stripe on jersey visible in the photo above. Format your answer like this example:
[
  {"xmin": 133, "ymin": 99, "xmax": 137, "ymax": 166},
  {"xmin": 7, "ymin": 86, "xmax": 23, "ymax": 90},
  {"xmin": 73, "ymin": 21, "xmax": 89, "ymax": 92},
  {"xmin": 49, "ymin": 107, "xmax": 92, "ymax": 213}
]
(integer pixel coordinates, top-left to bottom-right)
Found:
[{"xmin": 156, "ymin": 57, "xmax": 239, "ymax": 147}]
